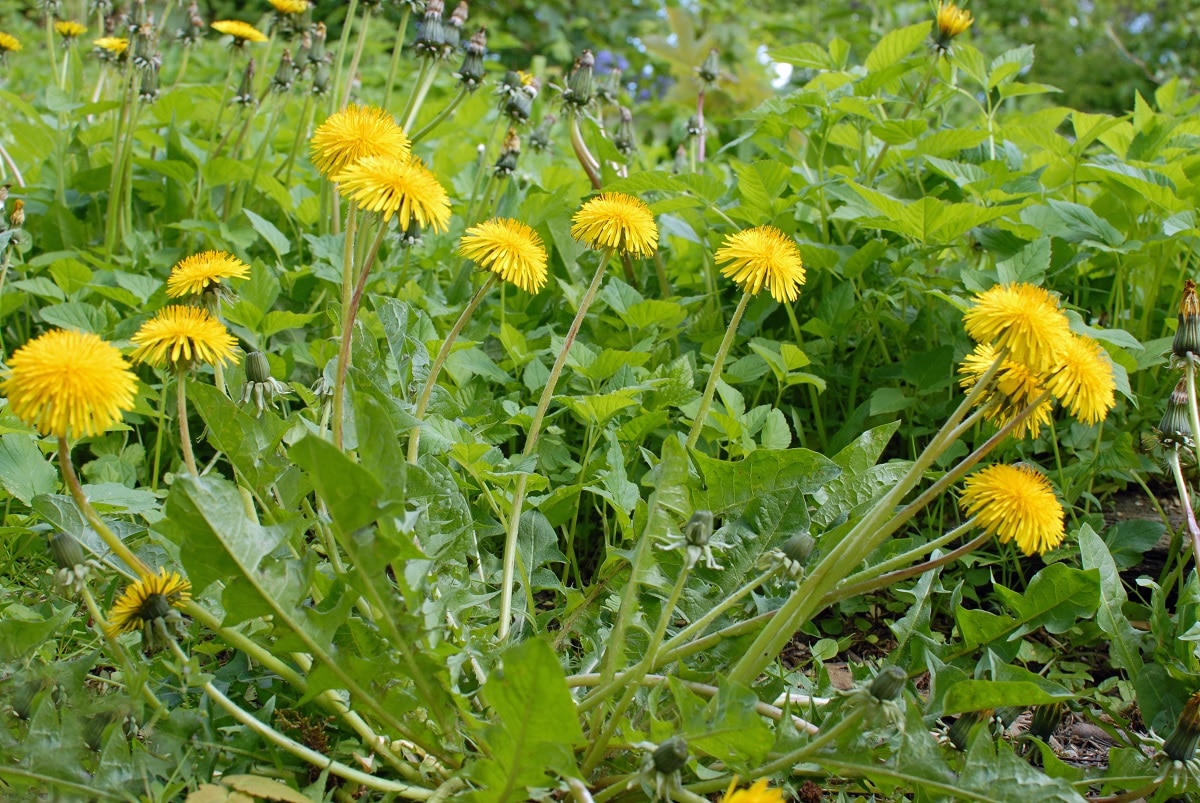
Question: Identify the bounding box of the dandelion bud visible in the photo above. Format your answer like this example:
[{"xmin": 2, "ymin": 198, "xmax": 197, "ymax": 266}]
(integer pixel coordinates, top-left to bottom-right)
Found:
[
  {"xmin": 947, "ymin": 709, "xmax": 991, "ymax": 750},
  {"xmin": 240, "ymin": 352, "xmax": 291, "ymax": 416},
  {"xmin": 129, "ymin": 0, "xmax": 147, "ymax": 32},
  {"xmin": 1174, "ymin": 279, "xmax": 1200, "ymax": 362},
  {"xmin": 529, "ymin": 114, "xmax": 555, "ymax": 152},
  {"xmin": 614, "ymin": 106, "xmax": 636, "ymax": 156},
  {"xmin": 413, "ymin": 0, "xmax": 447, "ymax": 59},
  {"xmin": 1164, "ymin": 691, "xmax": 1200, "ymax": 762},
  {"xmin": 271, "ymin": 48, "xmax": 295, "ymax": 93},
  {"xmin": 311, "ymin": 61, "xmax": 331, "ymax": 95},
  {"xmin": 684, "ymin": 510, "xmax": 713, "ymax": 547},
  {"xmin": 48, "ymin": 531, "xmax": 86, "ymax": 572},
  {"xmin": 8, "ymin": 199, "xmax": 24, "ymax": 230},
  {"xmin": 698, "ymin": 48, "xmax": 720, "ymax": 84},
  {"xmin": 456, "ymin": 27, "xmax": 486, "ymax": 90},
  {"xmin": 307, "ymin": 22, "xmax": 327, "ymax": 66},
  {"xmin": 686, "ymin": 114, "xmax": 702, "ymax": 138},
  {"xmin": 868, "ymin": 666, "xmax": 906, "ymax": 702},
  {"xmin": 132, "ymin": 22, "xmax": 158, "ymax": 69},
  {"xmin": 234, "ymin": 58, "xmax": 257, "ymax": 105},
  {"xmin": 294, "ymin": 31, "xmax": 312, "ymax": 68},
  {"xmin": 562, "ymin": 49, "xmax": 595, "ymax": 109},
  {"xmin": 503, "ymin": 78, "xmax": 536, "ymax": 123},
  {"xmin": 138, "ymin": 62, "xmax": 159, "ymax": 102},
  {"xmin": 1159, "ymin": 379, "xmax": 1192, "ymax": 447},
  {"xmin": 651, "ymin": 736, "xmax": 688, "ymax": 774},
  {"xmin": 444, "ymin": 0, "xmax": 467, "ymax": 52},
  {"xmin": 673, "ymin": 142, "xmax": 688, "ymax": 174},
  {"xmin": 494, "ymin": 128, "xmax": 521, "ymax": 177},
  {"xmin": 596, "ymin": 68, "xmax": 622, "ymax": 104},
  {"xmin": 90, "ymin": 0, "xmax": 114, "ymax": 17},
  {"xmin": 1029, "ymin": 702, "xmax": 1065, "ymax": 741},
  {"xmin": 782, "ymin": 532, "xmax": 815, "ymax": 564}
]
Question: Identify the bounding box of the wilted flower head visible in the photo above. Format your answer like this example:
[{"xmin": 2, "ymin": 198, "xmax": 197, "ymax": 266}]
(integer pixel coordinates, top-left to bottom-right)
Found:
[
  {"xmin": 459, "ymin": 218, "xmax": 548, "ymax": 293},
  {"xmin": 1, "ymin": 329, "xmax": 137, "ymax": 439},
  {"xmin": 1160, "ymin": 379, "xmax": 1191, "ymax": 447},
  {"xmin": 960, "ymin": 463, "xmax": 1065, "ymax": 556},
  {"xmin": 493, "ymin": 128, "xmax": 520, "ymax": 176},
  {"xmin": 570, "ymin": 192, "xmax": 658, "ymax": 257},
  {"xmin": 1173, "ymin": 279, "xmax": 1200, "ymax": 362},
  {"xmin": 456, "ymin": 27, "xmax": 486, "ymax": 90},
  {"xmin": 715, "ymin": 225, "xmax": 806, "ymax": 303}
]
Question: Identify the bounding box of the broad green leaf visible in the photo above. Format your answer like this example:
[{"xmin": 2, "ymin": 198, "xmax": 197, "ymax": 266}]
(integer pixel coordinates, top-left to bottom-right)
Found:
[
  {"xmin": 48, "ymin": 259, "xmax": 93, "ymax": 296},
  {"xmin": 560, "ymin": 390, "xmax": 640, "ymax": 427},
  {"xmin": 692, "ymin": 448, "xmax": 840, "ymax": 514},
  {"xmin": 865, "ymin": 22, "xmax": 932, "ymax": 73},
  {"xmin": 485, "ymin": 638, "xmax": 581, "ymax": 742},
  {"xmin": 289, "ymin": 435, "xmax": 384, "ymax": 536},
  {"xmin": 992, "ymin": 563, "xmax": 1101, "ymax": 638},
  {"xmin": 243, "ymin": 209, "xmax": 291, "ymax": 259},
  {"xmin": 732, "ymin": 159, "xmax": 790, "ymax": 218},
  {"xmin": 672, "ymin": 678, "xmax": 774, "ymax": 765},
  {"xmin": 959, "ymin": 736, "xmax": 1085, "ymax": 802},
  {"xmin": 1078, "ymin": 524, "xmax": 1143, "ymax": 676},
  {"xmin": 0, "ymin": 434, "xmax": 57, "ymax": 504},
  {"xmin": 997, "ymin": 236, "xmax": 1050, "ymax": 285},
  {"xmin": 0, "ymin": 604, "xmax": 74, "ymax": 661},
  {"xmin": 942, "ymin": 679, "xmax": 1075, "ymax": 715},
  {"xmin": 190, "ymin": 383, "xmax": 289, "ymax": 491}
]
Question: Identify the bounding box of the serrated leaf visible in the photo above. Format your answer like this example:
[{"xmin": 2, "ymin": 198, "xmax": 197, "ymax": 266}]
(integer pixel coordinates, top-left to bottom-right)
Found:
[
  {"xmin": 959, "ymin": 735, "xmax": 1085, "ymax": 802},
  {"xmin": 865, "ymin": 22, "xmax": 932, "ymax": 72},
  {"xmin": 0, "ymin": 434, "xmax": 57, "ymax": 504},
  {"xmin": 692, "ymin": 448, "xmax": 840, "ymax": 515},
  {"xmin": 997, "ymin": 237, "xmax": 1050, "ymax": 285},
  {"xmin": 1078, "ymin": 524, "xmax": 1143, "ymax": 675}
]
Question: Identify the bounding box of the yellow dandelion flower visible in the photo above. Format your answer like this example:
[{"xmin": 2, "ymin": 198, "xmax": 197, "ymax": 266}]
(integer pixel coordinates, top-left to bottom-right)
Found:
[
  {"xmin": 333, "ymin": 155, "xmax": 451, "ymax": 232},
  {"xmin": 715, "ymin": 225, "xmax": 806, "ymax": 303},
  {"xmin": 0, "ymin": 31, "xmax": 21, "ymax": 53},
  {"xmin": 459, "ymin": 218, "xmax": 548, "ymax": 294},
  {"xmin": 211, "ymin": 20, "xmax": 267, "ymax": 45},
  {"xmin": 934, "ymin": 1, "xmax": 973, "ymax": 50},
  {"xmin": 570, "ymin": 192, "xmax": 658, "ymax": 257},
  {"xmin": 93, "ymin": 36, "xmax": 128, "ymax": 56},
  {"xmin": 1043, "ymin": 334, "xmax": 1116, "ymax": 425},
  {"xmin": 720, "ymin": 778, "xmax": 786, "ymax": 803},
  {"xmin": 130, "ymin": 306, "xmax": 240, "ymax": 371},
  {"xmin": 310, "ymin": 104, "xmax": 411, "ymax": 180},
  {"xmin": 105, "ymin": 568, "xmax": 191, "ymax": 637},
  {"xmin": 960, "ymin": 463, "xmax": 1065, "ymax": 556},
  {"xmin": 2, "ymin": 329, "xmax": 137, "ymax": 439},
  {"xmin": 54, "ymin": 21, "xmax": 87, "ymax": 40},
  {"xmin": 270, "ymin": 0, "xmax": 310, "ymax": 13},
  {"xmin": 962, "ymin": 283, "xmax": 1070, "ymax": 375},
  {"xmin": 959, "ymin": 343, "xmax": 1053, "ymax": 439},
  {"xmin": 166, "ymin": 250, "xmax": 251, "ymax": 299}
]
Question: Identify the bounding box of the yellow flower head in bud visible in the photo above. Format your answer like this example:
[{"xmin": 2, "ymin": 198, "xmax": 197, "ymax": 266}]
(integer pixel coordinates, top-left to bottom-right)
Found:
[
  {"xmin": 309, "ymin": 104, "xmax": 411, "ymax": 179},
  {"xmin": 211, "ymin": 20, "xmax": 268, "ymax": 45},
  {"xmin": 167, "ymin": 250, "xmax": 251, "ymax": 299},
  {"xmin": 720, "ymin": 778, "xmax": 786, "ymax": 803},
  {"xmin": 460, "ymin": 218, "xmax": 548, "ymax": 294},
  {"xmin": 105, "ymin": 569, "xmax": 191, "ymax": 637},
  {"xmin": 960, "ymin": 463, "xmax": 1065, "ymax": 556},
  {"xmin": 1, "ymin": 329, "xmax": 137, "ymax": 439},
  {"xmin": 962, "ymin": 283, "xmax": 1071, "ymax": 375},
  {"xmin": 131, "ymin": 306, "xmax": 240, "ymax": 371},
  {"xmin": 333, "ymin": 156, "xmax": 451, "ymax": 231},
  {"xmin": 935, "ymin": 1, "xmax": 973, "ymax": 49},
  {"xmin": 54, "ymin": 21, "xmax": 87, "ymax": 40},
  {"xmin": 715, "ymin": 225, "xmax": 806, "ymax": 303},
  {"xmin": 570, "ymin": 192, "xmax": 658, "ymax": 257},
  {"xmin": 1043, "ymin": 334, "xmax": 1116, "ymax": 425},
  {"xmin": 93, "ymin": 36, "xmax": 129, "ymax": 56},
  {"xmin": 959, "ymin": 343, "xmax": 1053, "ymax": 439},
  {"xmin": 270, "ymin": 0, "xmax": 310, "ymax": 14},
  {"xmin": 0, "ymin": 32, "xmax": 21, "ymax": 53}
]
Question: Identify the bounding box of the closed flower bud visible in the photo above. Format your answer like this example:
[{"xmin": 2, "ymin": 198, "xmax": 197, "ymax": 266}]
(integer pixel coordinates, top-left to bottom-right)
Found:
[
  {"xmin": 240, "ymin": 351, "xmax": 291, "ymax": 416},
  {"xmin": 697, "ymin": 48, "xmax": 720, "ymax": 83},
  {"xmin": 48, "ymin": 531, "xmax": 86, "ymax": 571},
  {"xmin": 1029, "ymin": 702, "xmax": 1065, "ymax": 740},
  {"xmin": 234, "ymin": 58, "xmax": 257, "ymax": 105},
  {"xmin": 1164, "ymin": 691, "xmax": 1200, "ymax": 762},
  {"xmin": 614, "ymin": 106, "xmax": 636, "ymax": 156},
  {"xmin": 138, "ymin": 62, "xmax": 159, "ymax": 102},
  {"xmin": 947, "ymin": 709, "xmax": 991, "ymax": 750},
  {"xmin": 782, "ymin": 532, "xmax": 815, "ymax": 564},
  {"xmin": 652, "ymin": 736, "xmax": 688, "ymax": 774},
  {"xmin": 271, "ymin": 48, "xmax": 295, "ymax": 93},
  {"xmin": 596, "ymin": 68, "xmax": 622, "ymax": 104},
  {"xmin": 529, "ymin": 114, "xmax": 555, "ymax": 152},
  {"xmin": 684, "ymin": 510, "xmax": 713, "ymax": 547},
  {"xmin": 869, "ymin": 666, "xmax": 906, "ymax": 702},
  {"xmin": 245, "ymin": 351, "xmax": 272, "ymax": 383},
  {"xmin": 443, "ymin": 0, "xmax": 467, "ymax": 52},
  {"xmin": 686, "ymin": 114, "xmax": 702, "ymax": 138},
  {"xmin": 1159, "ymin": 379, "xmax": 1191, "ymax": 447},
  {"xmin": 8, "ymin": 199, "xmax": 24, "ymax": 229},
  {"xmin": 562, "ymin": 48, "xmax": 595, "ymax": 109},
  {"xmin": 455, "ymin": 27, "xmax": 486, "ymax": 90},
  {"xmin": 413, "ymin": 0, "xmax": 447, "ymax": 59},
  {"xmin": 311, "ymin": 61, "xmax": 331, "ymax": 95},
  {"xmin": 1174, "ymin": 279, "xmax": 1200, "ymax": 362},
  {"xmin": 307, "ymin": 22, "xmax": 327, "ymax": 66},
  {"xmin": 494, "ymin": 128, "xmax": 521, "ymax": 176}
]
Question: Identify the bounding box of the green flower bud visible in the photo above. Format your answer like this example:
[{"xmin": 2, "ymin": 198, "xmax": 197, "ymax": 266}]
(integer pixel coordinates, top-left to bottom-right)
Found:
[
  {"xmin": 1159, "ymin": 379, "xmax": 1192, "ymax": 447},
  {"xmin": 1174, "ymin": 279, "xmax": 1200, "ymax": 362},
  {"xmin": 698, "ymin": 48, "xmax": 720, "ymax": 84},
  {"xmin": 652, "ymin": 736, "xmax": 688, "ymax": 774},
  {"xmin": 869, "ymin": 666, "xmax": 906, "ymax": 702},
  {"xmin": 456, "ymin": 27, "xmax": 486, "ymax": 90},
  {"xmin": 1164, "ymin": 691, "xmax": 1200, "ymax": 762},
  {"xmin": 562, "ymin": 49, "xmax": 595, "ymax": 109},
  {"xmin": 1029, "ymin": 702, "xmax": 1065, "ymax": 741},
  {"xmin": 271, "ymin": 48, "xmax": 295, "ymax": 93},
  {"xmin": 48, "ymin": 531, "xmax": 86, "ymax": 572}
]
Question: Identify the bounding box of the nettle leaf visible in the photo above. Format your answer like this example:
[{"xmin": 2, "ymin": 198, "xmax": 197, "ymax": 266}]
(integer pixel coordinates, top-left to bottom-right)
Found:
[
  {"xmin": 1078, "ymin": 524, "xmax": 1144, "ymax": 676},
  {"xmin": 0, "ymin": 433, "xmax": 57, "ymax": 504}
]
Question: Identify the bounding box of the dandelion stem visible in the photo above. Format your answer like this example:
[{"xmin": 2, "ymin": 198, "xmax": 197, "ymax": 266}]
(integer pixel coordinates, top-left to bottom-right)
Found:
[
  {"xmin": 381, "ymin": 6, "xmax": 412, "ymax": 111},
  {"xmin": 410, "ymin": 85, "xmax": 469, "ymax": 143},
  {"xmin": 80, "ymin": 587, "xmax": 164, "ymax": 711},
  {"xmin": 686, "ymin": 290, "xmax": 750, "ymax": 451},
  {"xmin": 333, "ymin": 218, "xmax": 389, "ymax": 450},
  {"xmin": 1168, "ymin": 448, "xmax": 1200, "ymax": 571},
  {"xmin": 400, "ymin": 60, "xmax": 440, "ymax": 132},
  {"xmin": 176, "ymin": 371, "xmax": 199, "ymax": 476},
  {"xmin": 57, "ymin": 437, "xmax": 151, "ymax": 577},
  {"xmin": 339, "ymin": 6, "xmax": 374, "ymax": 109},
  {"xmin": 408, "ymin": 275, "xmax": 497, "ymax": 463}
]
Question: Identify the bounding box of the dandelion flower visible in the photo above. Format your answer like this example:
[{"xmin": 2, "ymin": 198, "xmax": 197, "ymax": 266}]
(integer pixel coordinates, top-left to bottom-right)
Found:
[
  {"xmin": 1043, "ymin": 334, "xmax": 1116, "ymax": 425},
  {"xmin": 92, "ymin": 36, "xmax": 128, "ymax": 57},
  {"xmin": 959, "ymin": 343, "xmax": 1053, "ymax": 439},
  {"xmin": 166, "ymin": 250, "xmax": 250, "ymax": 299},
  {"xmin": 131, "ymin": 306, "xmax": 240, "ymax": 371},
  {"xmin": 934, "ymin": 1, "xmax": 973, "ymax": 51},
  {"xmin": 570, "ymin": 192, "xmax": 658, "ymax": 257},
  {"xmin": 105, "ymin": 568, "xmax": 191, "ymax": 637},
  {"xmin": 715, "ymin": 225, "xmax": 806, "ymax": 303},
  {"xmin": 211, "ymin": 20, "xmax": 267, "ymax": 46},
  {"xmin": 270, "ymin": 0, "xmax": 310, "ymax": 13},
  {"xmin": 54, "ymin": 21, "xmax": 87, "ymax": 40},
  {"xmin": 460, "ymin": 218, "xmax": 548, "ymax": 293},
  {"xmin": 720, "ymin": 778, "xmax": 786, "ymax": 803},
  {"xmin": 0, "ymin": 32, "xmax": 21, "ymax": 54},
  {"xmin": 2, "ymin": 329, "xmax": 137, "ymax": 439},
  {"xmin": 310, "ymin": 104, "xmax": 411, "ymax": 179},
  {"xmin": 333, "ymin": 155, "xmax": 451, "ymax": 232},
  {"xmin": 960, "ymin": 463, "xmax": 1065, "ymax": 556},
  {"xmin": 962, "ymin": 283, "xmax": 1071, "ymax": 374}
]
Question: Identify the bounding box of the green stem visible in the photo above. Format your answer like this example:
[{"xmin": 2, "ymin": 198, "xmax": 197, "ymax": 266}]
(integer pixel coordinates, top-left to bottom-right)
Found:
[
  {"xmin": 830, "ymin": 526, "xmax": 989, "ymax": 602},
  {"xmin": 329, "ymin": 0, "xmax": 359, "ymax": 113},
  {"xmin": 176, "ymin": 371, "xmax": 199, "ymax": 476},
  {"xmin": 686, "ymin": 290, "xmax": 750, "ymax": 450},
  {"xmin": 381, "ymin": 6, "xmax": 412, "ymax": 111},
  {"xmin": 408, "ymin": 275, "xmax": 497, "ymax": 462},
  {"xmin": 498, "ymin": 248, "xmax": 614, "ymax": 639},
  {"xmin": 410, "ymin": 86, "xmax": 469, "ymax": 143},
  {"xmin": 569, "ymin": 113, "xmax": 602, "ymax": 190},
  {"xmin": 333, "ymin": 219, "xmax": 389, "ymax": 450},
  {"xmin": 750, "ymin": 706, "xmax": 868, "ymax": 777},
  {"xmin": 160, "ymin": 625, "xmax": 433, "ymax": 797},
  {"xmin": 339, "ymin": 6, "xmax": 374, "ymax": 109},
  {"xmin": 57, "ymin": 438, "xmax": 151, "ymax": 577},
  {"xmin": 80, "ymin": 587, "xmax": 164, "ymax": 711},
  {"xmin": 400, "ymin": 60, "xmax": 440, "ymax": 132},
  {"xmin": 1168, "ymin": 449, "xmax": 1200, "ymax": 570}
]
